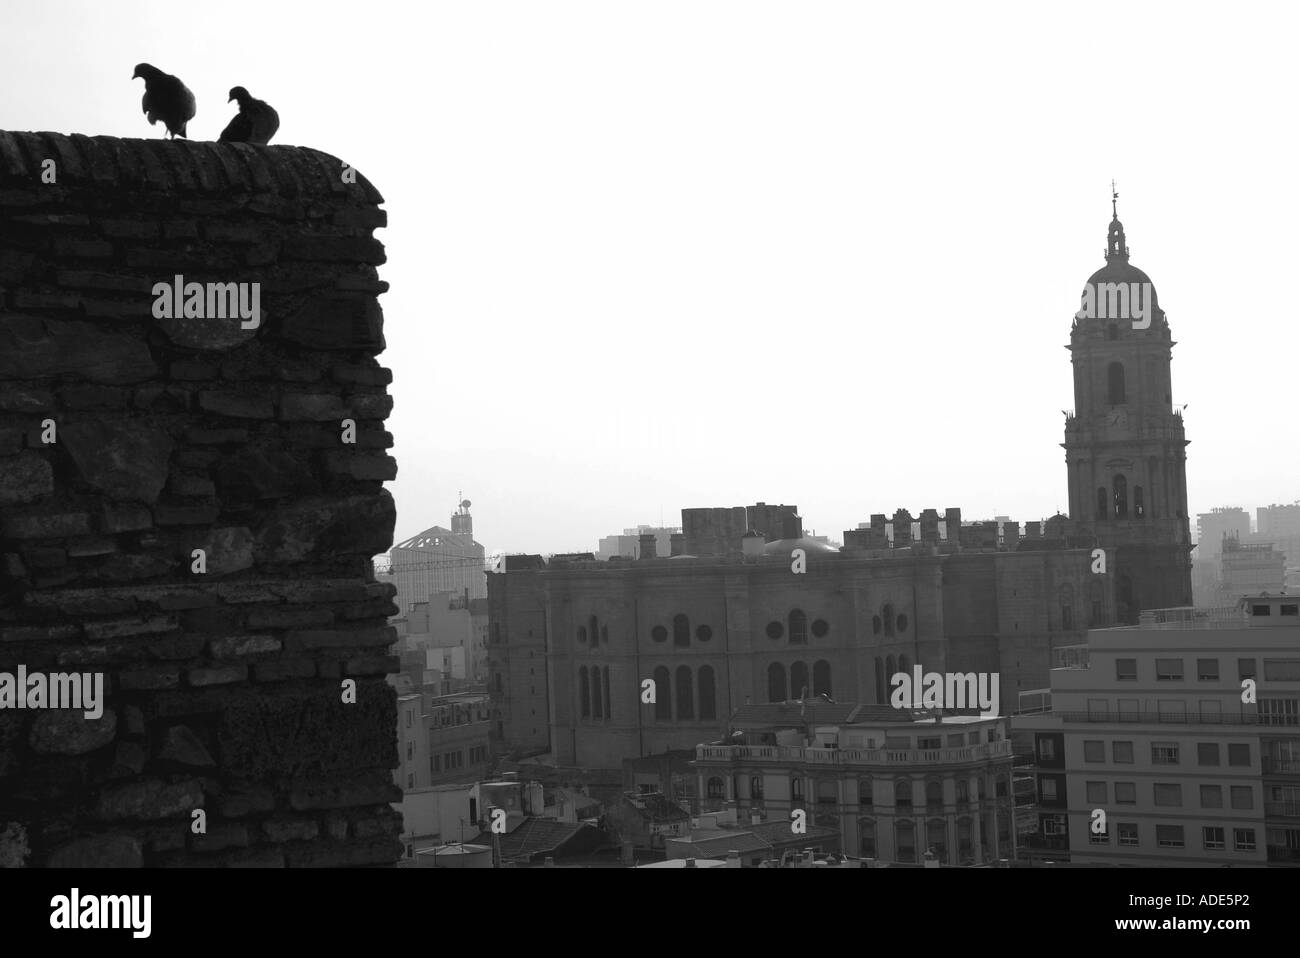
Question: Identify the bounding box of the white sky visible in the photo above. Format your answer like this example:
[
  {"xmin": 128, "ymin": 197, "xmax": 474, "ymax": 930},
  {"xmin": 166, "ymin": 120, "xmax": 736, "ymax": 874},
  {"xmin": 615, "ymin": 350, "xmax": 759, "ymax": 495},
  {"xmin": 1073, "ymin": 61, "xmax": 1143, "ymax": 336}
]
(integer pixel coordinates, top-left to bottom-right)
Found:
[{"xmin": 3, "ymin": 1, "xmax": 1297, "ymax": 555}]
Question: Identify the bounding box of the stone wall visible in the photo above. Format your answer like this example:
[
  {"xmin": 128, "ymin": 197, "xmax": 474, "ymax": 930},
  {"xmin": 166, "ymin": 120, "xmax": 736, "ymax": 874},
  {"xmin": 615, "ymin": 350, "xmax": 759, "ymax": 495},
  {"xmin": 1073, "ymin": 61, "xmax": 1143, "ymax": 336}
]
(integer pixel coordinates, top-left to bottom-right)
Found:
[{"xmin": 0, "ymin": 131, "xmax": 400, "ymax": 866}]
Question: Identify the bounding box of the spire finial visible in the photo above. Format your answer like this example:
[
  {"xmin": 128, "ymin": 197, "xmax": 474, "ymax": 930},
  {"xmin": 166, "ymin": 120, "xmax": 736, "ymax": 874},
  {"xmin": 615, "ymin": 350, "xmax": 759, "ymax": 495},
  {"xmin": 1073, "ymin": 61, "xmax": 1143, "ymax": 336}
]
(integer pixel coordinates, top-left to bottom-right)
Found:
[{"xmin": 1111, "ymin": 179, "xmax": 1118, "ymax": 218}]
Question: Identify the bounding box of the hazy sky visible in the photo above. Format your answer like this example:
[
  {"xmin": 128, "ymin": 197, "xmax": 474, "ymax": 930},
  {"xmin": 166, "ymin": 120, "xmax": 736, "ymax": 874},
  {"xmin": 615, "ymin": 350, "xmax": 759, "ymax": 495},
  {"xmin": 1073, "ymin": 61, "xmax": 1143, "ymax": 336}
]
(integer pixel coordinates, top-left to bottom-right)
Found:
[{"xmin": 3, "ymin": 1, "xmax": 1297, "ymax": 555}]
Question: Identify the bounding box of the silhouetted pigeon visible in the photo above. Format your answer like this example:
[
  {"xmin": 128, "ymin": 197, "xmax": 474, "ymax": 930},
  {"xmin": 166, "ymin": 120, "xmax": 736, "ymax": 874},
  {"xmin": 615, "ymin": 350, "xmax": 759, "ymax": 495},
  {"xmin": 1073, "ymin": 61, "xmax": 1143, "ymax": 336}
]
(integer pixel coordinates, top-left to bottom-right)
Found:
[
  {"xmin": 219, "ymin": 87, "xmax": 280, "ymax": 146},
  {"xmin": 132, "ymin": 63, "xmax": 196, "ymax": 139}
]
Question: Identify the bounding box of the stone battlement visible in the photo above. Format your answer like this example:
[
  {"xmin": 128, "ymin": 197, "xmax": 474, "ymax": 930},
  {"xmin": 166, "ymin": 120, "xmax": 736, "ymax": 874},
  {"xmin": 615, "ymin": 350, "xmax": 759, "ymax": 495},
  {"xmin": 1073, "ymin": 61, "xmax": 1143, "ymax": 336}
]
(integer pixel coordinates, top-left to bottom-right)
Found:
[{"xmin": 0, "ymin": 131, "xmax": 400, "ymax": 867}]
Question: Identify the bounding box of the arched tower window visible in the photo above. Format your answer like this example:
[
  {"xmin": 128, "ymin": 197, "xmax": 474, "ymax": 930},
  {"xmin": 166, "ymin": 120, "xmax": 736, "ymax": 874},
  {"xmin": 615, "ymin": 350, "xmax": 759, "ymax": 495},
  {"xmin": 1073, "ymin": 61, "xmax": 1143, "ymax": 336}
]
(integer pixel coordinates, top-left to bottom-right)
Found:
[
  {"xmin": 672, "ymin": 614, "xmax": 690, "ymax": 647},
  {"xmin": 791, "ymin": 776, "xmax": 805, "ymax": 810},
  {"xmin": 883, "ymin": 604, "xmax": 895, "ymax": 638},
  {"xmin": 653, "ymin": 665, "xmax": 671, "ymax": 720},
  {"xmin": 788, "ymin": 609, "xmax": 807, "ymax": 644},
  {"xmin": 767, "ymin": 662, "xmax": 787, "ymax": 703},
  {"xmin": 813, "ymin": 660, "xmax": 832, "ymax": 697},
  {"xmin": 1097, "ymin": 487, "xmax": 1108, "ymax": 521},
  {"xmin": 579, "ymin": 666, "xmax": 590, "ymax": 719},
  {"xmin": 675, "ymin": 666, "xmax": 694, "ymax": 720},
  {"xmin": 1134, "ymin": 485, "xmax": 1145, "ymax": 518},
  {"xmin": 1107, "ymin": 362, "xmax": 1126, "ymax": 404},
  {"xmin": 1113, "ymin": 474, "xmax": 1128, "ymax": 519},
  {"xmin": 591, "ymin": 665, "xmax": 603, "ymax": 719},
  {"xmin": 791, "ymin": 661, "xmax": 809, "ymax": 700},
  {"xmin": 603, "ymin": 667, "xmax": 612, "ymax": 722},
  {"xmin": 698, "ymin": 666, "xmax": 716, "ymax": 720},
  {"xmin": 589, "ymin": 615, "xmax": 598, "ymax": 643}
]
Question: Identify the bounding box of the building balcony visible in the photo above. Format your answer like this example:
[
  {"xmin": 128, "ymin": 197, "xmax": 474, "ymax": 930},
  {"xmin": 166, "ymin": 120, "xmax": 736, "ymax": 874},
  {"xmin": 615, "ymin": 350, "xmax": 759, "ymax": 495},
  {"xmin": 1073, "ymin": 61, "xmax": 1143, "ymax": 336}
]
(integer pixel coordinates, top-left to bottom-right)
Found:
[
  {"xmin": 1265, "ymin": 802, "xmax": 1300, "ymax": 820},
  {"xmin": 694, "ymin": 740, "xmax": 1013, "ymax": 768},
  {"xmin": 1262, "ymin": 757, "xmax": 1300, "ymax": 775},
  {"xmin": 1050, "ymin": 710, "xmax": 1263, "ymax": 726},
  {"xmin": 1266, "ymin": 845, "xmax": 1300, "ymax": 864}
]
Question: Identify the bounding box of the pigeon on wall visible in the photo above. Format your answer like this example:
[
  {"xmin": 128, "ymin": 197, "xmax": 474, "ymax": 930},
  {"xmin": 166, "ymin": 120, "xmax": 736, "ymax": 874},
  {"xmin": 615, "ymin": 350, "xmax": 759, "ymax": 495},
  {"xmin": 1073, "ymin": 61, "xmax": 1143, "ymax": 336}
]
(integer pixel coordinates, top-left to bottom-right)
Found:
[
  {"xmin": 219, "ymin": 87, "xmax": 280, "ymax": 146},
  {"xmin": 132, "ymin": 63, "xmax": 196, "ymax": 139}
]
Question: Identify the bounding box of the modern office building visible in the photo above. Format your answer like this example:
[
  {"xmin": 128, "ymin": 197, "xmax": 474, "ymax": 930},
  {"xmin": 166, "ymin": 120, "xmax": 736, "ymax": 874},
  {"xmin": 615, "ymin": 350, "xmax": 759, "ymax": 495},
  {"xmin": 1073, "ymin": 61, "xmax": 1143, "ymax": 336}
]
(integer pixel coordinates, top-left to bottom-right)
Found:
[{"xmin": 1013, "ymin": 593, "xmax": 1300, "ymax": 866}]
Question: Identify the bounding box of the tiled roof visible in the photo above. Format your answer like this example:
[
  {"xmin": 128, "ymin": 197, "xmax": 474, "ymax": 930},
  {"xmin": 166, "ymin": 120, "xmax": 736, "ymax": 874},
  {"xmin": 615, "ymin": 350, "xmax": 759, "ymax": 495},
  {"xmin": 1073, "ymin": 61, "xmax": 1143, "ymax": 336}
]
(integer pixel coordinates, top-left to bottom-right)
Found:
[
  {"xmin": 471, "ymin": 818, "xmax": 599, "ymax": 863},
  {"xmin": 747, "ymin": 821, "xmax": 839, "ymax": 846},
  {"xmin": 625, "ymin": 793, "xmax": 690, "ymax": 824},
  {"xmin": 674, "ymin": 831, "xmax": 770, "ymax": 857}
]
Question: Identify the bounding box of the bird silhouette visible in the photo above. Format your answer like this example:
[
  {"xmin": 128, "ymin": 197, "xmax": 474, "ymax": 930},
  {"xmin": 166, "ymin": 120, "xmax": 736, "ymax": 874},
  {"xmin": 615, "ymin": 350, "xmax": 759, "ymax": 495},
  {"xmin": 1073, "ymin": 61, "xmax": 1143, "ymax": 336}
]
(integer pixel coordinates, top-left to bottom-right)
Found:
[
  {"xmin": 219, "ymin": 87, "xmax": 280, "ymax": 146},
  {"xmin": 132, "ymin": 63, "xmax": 196, "ymax": 139}
]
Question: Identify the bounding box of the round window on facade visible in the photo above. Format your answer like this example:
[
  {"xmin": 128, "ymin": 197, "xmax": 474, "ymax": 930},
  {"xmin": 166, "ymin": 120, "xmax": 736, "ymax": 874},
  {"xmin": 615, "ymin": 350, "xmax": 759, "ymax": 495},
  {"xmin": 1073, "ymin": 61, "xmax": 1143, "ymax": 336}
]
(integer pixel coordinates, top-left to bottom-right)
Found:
[
  {"xmin": 766, "ymin": 621, "xmax": 784, "ymax": 640},
  {"xmin": 651, "ymin": 625, "xmax": 668, "ymax": 643},
  {"xmin": 811, "ymin": 619, "xmax": 829, "ymax": 638},
  {"xmin": 696, "ymin": 624, "xmax": 713, "ymax": 642},
  {"xmin": 897, "ymin": 614, "xmax": 909, "ymax": 633}
]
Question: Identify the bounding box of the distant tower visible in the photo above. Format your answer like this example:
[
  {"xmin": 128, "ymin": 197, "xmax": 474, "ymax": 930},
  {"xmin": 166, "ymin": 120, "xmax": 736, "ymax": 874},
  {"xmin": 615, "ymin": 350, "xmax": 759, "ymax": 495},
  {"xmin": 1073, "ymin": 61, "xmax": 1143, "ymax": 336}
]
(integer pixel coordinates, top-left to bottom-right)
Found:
[
  {"xmin": 1062, "ymin": 188, "xmax": 1193, "ymax": 621},
  {"xmin": 451, "ymin": 494, "xmax": 474, "ymax": 537}
]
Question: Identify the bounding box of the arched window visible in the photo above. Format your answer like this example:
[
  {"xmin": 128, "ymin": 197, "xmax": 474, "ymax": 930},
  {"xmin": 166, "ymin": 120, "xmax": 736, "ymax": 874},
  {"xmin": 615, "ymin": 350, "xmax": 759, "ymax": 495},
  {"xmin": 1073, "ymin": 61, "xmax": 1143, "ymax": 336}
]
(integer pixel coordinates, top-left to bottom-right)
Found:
[
  {"xmin": 591, "ymin": 665, "xmax": 603, "ymax": 719},
  {"xmin": 1134, "ymin": 485, "xmax": 1144, "ymax": 518},
  {"xmin": 1090, "ymin": 580, "xmax": 1105, "ymax": 627},
  {"xmin": 896, "ymin": 820, "xmax": 916, "ymax": 863},
  {"xmin": 673, "ymin": 614, "xmax": 690, "ymax": 647},
  {"xmin": 790, "ymin": 661, "xmax": 809, "ymax": 700},
  {"xmin": 579, "ymin": 667, "xmax": 590, "ymax": 718},
  {"xmin": 883, "ymin": 604, "xmax": 895, "ymax": 637},
  {"xmin": 898, "ymin": 654, "xmax": 909, "ymax": 676},
  {"xmin": 886, "ymin": 655, "xmax": 897, "ymax": 682},
  {"xmin": 1097, "ymin": 486, "xmax": 1107, "ymax": 520},
  {"xmin": 859, "ymin": 819, "xmax": 876, "ymax": 858},
  {"xmin": 589, "ymin": 615, "xmax": 598, "ymax": 643},
  {"xmin": 698, "ymin": 665, "xmax": 716, "ymax": 720},
  {"xmin": 707, "ymin": 777, "xmax": 725, "ymax": 805},
  {"xmin": 675, "ymin": 666, "xmax": 694, "ymax": 720},
  {"xmin": 788, "ymin": 609, "xmax": 807, "ymax": 645},
  {"xmin": 926, "ymin": 779, "xmax": 943, "ymax": 809},
  {"xmin": 767, "ymin": 662, "xmax": 787, "ymax": 703},
  {"xmin": 956, "ymin": 779, "xmax": 969, "ymax": 804},
  {"xmin": 603, "ymin": 667, "xmax": 612, "ymax": 722},
  {"xmin": 1113, "ymin": 474, "xmax": 1128, "ymax": 519},
  {"xmin": 751, "ymin": 776, "xmax": 764, "ymax": 801},
  {"xmin": 653, "ymin": 665, "xmax": 671, "ymax": 720},
  {"xmin": 791, "ymin": 777, "xmax": 804, "ymax": 810},
  {"xmin": 813, "ymin": 660, "xmax": 832, "ymax": 697},
  {"xmin": 859, "ymin": 778, "xmax": 873, "ymax": 807},
  {"xmin": 927, "ymin": 818, "xmax": 947, "ymax": 862},
  {"xmin": 1107, "ymin": 361, "xmax": 1126, "ymax": 404},
  {"xmin": 895, "ymin": 780, "xmax": 912, "ymax": 808},
  {"xmin": 874, "ymin": 657, "xmax": 885, "ymax": 704}
]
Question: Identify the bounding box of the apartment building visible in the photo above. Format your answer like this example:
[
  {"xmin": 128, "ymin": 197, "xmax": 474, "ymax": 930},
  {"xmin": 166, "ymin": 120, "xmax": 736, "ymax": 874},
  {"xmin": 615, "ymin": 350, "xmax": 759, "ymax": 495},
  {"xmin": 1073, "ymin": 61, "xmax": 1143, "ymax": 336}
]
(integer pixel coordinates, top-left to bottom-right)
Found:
[
  {"xmin": 691, "ymin": 701, "xmax": 1017, "ymax": 866},
  {"xmin": 1013, "ymin": 593, "xmax": 1300, "ymax": 866}
]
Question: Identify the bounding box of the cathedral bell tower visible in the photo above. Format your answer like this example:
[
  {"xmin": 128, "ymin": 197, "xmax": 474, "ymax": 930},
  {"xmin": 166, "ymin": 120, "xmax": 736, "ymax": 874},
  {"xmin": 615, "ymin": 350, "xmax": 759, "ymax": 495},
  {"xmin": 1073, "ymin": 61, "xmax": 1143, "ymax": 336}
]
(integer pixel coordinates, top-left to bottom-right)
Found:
[{"xmin": 1062, "ymin": 188, "xmax": 1193, "ymax": 622}]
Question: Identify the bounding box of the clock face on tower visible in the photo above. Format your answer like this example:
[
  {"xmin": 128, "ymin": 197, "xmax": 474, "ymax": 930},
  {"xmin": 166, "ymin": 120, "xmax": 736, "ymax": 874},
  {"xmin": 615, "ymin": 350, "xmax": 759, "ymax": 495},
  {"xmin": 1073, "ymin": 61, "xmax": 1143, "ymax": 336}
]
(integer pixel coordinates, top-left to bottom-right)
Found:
[{"xmin": 1107, "ymin": 408, "xmax": 1129, "ymax": 429}]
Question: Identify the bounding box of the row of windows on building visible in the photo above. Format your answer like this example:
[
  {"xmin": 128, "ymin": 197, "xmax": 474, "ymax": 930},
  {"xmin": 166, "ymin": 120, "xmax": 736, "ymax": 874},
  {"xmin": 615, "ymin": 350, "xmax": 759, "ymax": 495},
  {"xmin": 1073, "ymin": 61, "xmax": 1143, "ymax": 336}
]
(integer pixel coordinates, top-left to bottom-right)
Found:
[
  {"xmin": 767, "ymin": 660, "xmax": 833, "ymax": 702},
  {"xmin": 1049, "ymin": 697, "xmax": 1299, "ymax": 726},
  {"xmin": 704, "ymin": 775, "xmax": 993, "ymax": 808},
  {"xmin": 578, "ymin": 606, "xmax": 929, "ymax": 648},
  {"xmin": 1075, "ymin": 738, "xmax": 1252, "ymax": 766},
  {"xmin": 1113, "ymin": 654, "xmax": 1300, "ymax": 683},
  {"xmin": 576, "ymin": 664, "xmax": 723, "ymax": 722},
  {"xmin": 1082, "ymin": 821, "xmax": 1259, "ymax": 852},
  {"xmin": 1044, "ymin": 775, "xmax": 1261, "ymax": 812}
]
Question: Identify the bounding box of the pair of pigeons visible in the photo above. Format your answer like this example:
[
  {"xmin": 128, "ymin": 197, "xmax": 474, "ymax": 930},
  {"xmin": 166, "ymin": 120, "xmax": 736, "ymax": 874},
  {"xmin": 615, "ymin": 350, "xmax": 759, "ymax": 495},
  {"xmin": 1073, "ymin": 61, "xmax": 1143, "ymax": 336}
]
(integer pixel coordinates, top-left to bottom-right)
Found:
[{"xmin": 132, "ymin": 63, "xmax": 279, "ymax": 145}]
